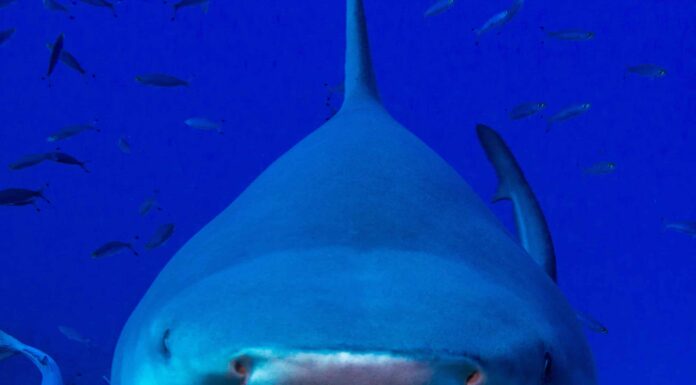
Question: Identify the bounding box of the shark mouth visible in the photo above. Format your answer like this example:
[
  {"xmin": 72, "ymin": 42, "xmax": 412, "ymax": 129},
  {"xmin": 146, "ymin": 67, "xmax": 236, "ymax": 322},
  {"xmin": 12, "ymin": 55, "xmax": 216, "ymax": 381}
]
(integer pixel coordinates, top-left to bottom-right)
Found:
[{"xmin": 224, "ymin": 349, "xmax": 485, "ymax": 385}]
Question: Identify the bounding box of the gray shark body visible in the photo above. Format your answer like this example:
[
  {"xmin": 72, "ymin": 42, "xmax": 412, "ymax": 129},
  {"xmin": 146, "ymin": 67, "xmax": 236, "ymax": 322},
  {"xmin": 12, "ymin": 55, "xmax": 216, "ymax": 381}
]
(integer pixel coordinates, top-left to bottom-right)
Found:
[
  {"xmin": 111, "ymin": 2, "xmax": 596, "ymax": 385},
  {"xmin": 0, "ymin": 329, "xmax": 64, "ymax": 385}
]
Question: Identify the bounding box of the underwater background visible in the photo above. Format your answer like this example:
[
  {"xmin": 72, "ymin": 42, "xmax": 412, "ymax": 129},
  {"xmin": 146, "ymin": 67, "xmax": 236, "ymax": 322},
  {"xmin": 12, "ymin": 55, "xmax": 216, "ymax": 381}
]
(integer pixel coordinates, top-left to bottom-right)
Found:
[{"xmin": 0, "ymin": 0, "xmax": 694, "ymax": 384}]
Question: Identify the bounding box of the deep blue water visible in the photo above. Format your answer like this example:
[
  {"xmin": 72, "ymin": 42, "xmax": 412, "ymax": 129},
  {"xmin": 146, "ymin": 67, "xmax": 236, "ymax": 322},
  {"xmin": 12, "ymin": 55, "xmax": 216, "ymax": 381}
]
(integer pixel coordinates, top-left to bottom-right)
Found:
[{"xmin": 0, "ymin": 0, "xmax": 694, "ymax": 384}]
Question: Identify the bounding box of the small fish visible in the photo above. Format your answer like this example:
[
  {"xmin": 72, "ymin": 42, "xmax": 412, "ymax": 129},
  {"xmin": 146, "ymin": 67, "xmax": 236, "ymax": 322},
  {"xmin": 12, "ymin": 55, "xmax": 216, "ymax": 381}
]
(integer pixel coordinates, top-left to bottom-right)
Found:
[
  {"xmin": 117, "ymin": 136, "xmax": 131, "ymax": 154},
  {"xmin": 475, "ymin": 0, "xmax": 523, "ymax": 36},
  {"xmin": 135, "ymin": 73, "xmax": 188, "ymax": 87},
  {"xmin": 171, "ymin": 0, "xmax": 209, "ymax": 18},
  {"xmin": 57, "ymin": 326, "xmax": 91, "ymax": 346},
  {"xmin": 47, "ymin": 33, "xmax": 65, "ymax": 77},
  {"xmin": 509, "ymin": 102, "xmax": 546, "ymax": 119},
  {"xmin": 664, "ymin": 221, "xmax": 696, "ymax": 237},
  {"xmin": 424, "ymin": 0, "xmax": 455, "ymax": 17},
  {"xmin": 584, "ymin": 161, "xmax": 616, "ymax": 175},
  {"xmin": 545, "ymin": 30, "xmax": 595, "ymax": 41},
  {"xmin": 47, "ymin": 151, "xmax": 90, "ymax": 172},
  {"xmin": 91, "ymin": 241, "xmax": 139, "ymax": 258},
  {"xmin": 184, "ymin": 117, "xmax": 223, "ymax": 133},
  {"xmin": 139, "ymin": 192, "xmax": 160, "ymax": 216},
  {"xmin": 47, "ymin": 123, "xmax": 98, "ymax": 142},
  {"xmin": 575, "ymin": 311, "xmax": 608, "ymax": 334},
  {"xmin": 0, "ymin": 28, "xmax": 15, "ymax": 46},
  {"xmin": 0, "ymin": 186, "xmax": 50, "ymax": 208},
  {"xmin": 47, "ymin": 44, "xmax": 87, "ymax": 75},
  {"xmin": 627, "ymin": 64, "xmax": 667, "ymax": 78},
  {"xmin": 546, "ymin": 103, "xmax": 591, "ymax": 128},
  {"xmin": 43, "ymin": 0, "xmax": 69, "ymax": 12},
  {"xmin": 0, "ymin": 0, "xmax": 16, "ymax": 9},
  {"xmin": 145, "ymin": 223, "xmax": 175, "ymax": 249},
  {"xmin": 9, "ymin": 153, "xmax": 52, "ymax": 170},
  {"xmin": 76, "ymin": 0, "xmax": 116, "ymax": 15}
]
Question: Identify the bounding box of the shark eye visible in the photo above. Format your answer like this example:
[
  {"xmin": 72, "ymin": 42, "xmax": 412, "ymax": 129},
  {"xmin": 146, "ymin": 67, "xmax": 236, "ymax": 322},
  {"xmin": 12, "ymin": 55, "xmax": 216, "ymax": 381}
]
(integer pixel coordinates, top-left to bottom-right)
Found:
[{"xmin": 543, "ymin": 352, "xmax": 553, "ymax": 382}]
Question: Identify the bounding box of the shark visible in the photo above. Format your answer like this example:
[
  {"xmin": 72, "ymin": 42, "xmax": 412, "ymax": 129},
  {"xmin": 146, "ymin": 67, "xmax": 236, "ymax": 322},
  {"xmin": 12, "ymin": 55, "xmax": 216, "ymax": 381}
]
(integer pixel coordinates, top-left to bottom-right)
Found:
[
  {"xmin": 476, "ymin": 124, "xmax": 607, "ymax": 335},
  {"xmin": 0, "ymin": 329, "xmax": 64, "ymax": 385},
  {"xmin": 111, "ymin": 1, "xmax": 597, "ymax": 385}
]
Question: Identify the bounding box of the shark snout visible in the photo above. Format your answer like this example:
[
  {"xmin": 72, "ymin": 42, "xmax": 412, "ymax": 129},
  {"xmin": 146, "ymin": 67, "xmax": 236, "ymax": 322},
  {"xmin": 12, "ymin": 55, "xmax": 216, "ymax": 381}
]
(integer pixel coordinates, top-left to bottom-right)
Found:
[{"xmin": 224, "ymin": 350, "xmax": 485, "ymax": 385}]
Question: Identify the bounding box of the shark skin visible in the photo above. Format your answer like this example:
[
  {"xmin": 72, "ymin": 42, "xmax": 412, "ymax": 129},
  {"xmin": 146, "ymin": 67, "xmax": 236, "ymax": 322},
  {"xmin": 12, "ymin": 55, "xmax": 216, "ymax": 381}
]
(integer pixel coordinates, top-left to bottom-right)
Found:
[
  {"xmin": 111, "ymin": 1, "xmax": 597, "ymax": 385},
  {"xmin": 0, "ymin": 329, "xmax": 64, "ymax": 385}
]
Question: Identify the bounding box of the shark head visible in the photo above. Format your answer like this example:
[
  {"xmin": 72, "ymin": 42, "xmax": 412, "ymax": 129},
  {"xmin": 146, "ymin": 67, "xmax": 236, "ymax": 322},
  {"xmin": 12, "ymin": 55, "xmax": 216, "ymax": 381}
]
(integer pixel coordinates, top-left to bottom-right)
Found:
[{"xmin": 111, "ymin": 1, "xmax": 597, "ymax": 385}]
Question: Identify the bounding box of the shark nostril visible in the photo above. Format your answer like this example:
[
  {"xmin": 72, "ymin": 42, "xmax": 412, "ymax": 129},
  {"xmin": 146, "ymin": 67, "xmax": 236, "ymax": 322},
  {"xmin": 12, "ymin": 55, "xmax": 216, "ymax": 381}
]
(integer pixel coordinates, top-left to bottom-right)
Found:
[{"xmin": 466, "ymin": 371, "xmax": 483, "ymax": 385}]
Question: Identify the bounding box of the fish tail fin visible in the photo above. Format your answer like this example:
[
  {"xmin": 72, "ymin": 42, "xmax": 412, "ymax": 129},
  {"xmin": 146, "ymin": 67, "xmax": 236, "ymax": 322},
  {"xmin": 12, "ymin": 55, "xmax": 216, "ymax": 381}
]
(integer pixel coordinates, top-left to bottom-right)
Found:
[
  {"xmin": 38, "ymin": 183, "xmax": 51, "ymax": 203},
  {"xmin": 341, "ymin": 0, "xmax": 381, "ymax": 110}
]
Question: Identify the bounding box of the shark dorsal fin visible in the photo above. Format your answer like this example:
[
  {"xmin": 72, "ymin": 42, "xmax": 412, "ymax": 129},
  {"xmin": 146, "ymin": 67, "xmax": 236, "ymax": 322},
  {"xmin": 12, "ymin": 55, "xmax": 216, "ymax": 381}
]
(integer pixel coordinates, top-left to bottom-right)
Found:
[{"xmin": 342, "ymin": 0, "xmax": 381, "ymax": 109}]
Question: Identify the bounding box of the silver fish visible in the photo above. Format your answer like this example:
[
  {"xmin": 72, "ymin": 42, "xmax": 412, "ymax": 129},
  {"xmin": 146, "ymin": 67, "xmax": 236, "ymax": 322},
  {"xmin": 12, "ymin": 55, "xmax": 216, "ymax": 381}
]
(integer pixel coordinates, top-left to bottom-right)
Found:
[
  {"xmin": 47, "ymin": 123, "xmax": 98, "ymax": 142},
  {"xmin": 627, "ymin": 64, "xmax": 667, "ymax": 78},
  {"xmin": 547, "ymin": 102, "xmax": 591, "ymax": 128},
  {"xmin": 57, "ymin": 326, "xmax": 91, "ymax": 346},
  {"xmin": 424, "ymin": 0, "xmax": 455, "ymax": 17},
  {"xmin": 9, "ymin": 153, "xmax": 52, "ymax": 170},
  {"xmin": 0, "ymin": 28, "xmax": 15, "ymax": 46},
  {"xmin": 76, "ymin": 0, "xmax": 116, "ymax": 15},
  {"xmin": 545, "ymin": 30, "xmax": 595, "ymax": 41},
  {"xmin": 118, "ymin": 136, "xmax": 131, "ymax": 154},
  {"xmin": 475, "ymin": 0, "xmax": 523, "ymax": 36},
  {"xmin": 664, "ymin": 221, "xmax": 696, "ymax": 237},
  {"xmin": 47, "ymin": 44, "xmax": 87, "ymax": 75},
  {"xmin": 0, "ymin": 186, "xmax": 50, "ymax": 207},
  {"xmin": 135, "ymin": 73, "xmax": 188, "ymax": 87},
  {"xmin": 509, "ymin": 102, "xmax": 546, "ymax": 119},
  {"xmin": 47, "ymin": 151, "xmax": 90, "ymax": 172},
  {"xmin": 172, "ymin": 0, "xmax": 209, "ymax": 17},
  {"xmin": 139, "ymin": 192, "xmax": 160, "ymax": 216},
  {"xmin": 584, "ymin": 161, "xmax": 616, "ymax": 175},
  {"xmin": 43, "ymin": 0, "xmax": 69, "ymax": 12},
  {"xmin": 184, "ymin": 117, "xmax": 222, "ymax": 133},
  {"xmin": 91, "ymin": 241, "xmax": 139, "ymax": 258},
  {"xmin": 47, "ymin": 33, "xmax": 64, "ymax": 77},
  {"xmin": 145, "ymin": 223, "xmax": 175, "ymax": 249}
]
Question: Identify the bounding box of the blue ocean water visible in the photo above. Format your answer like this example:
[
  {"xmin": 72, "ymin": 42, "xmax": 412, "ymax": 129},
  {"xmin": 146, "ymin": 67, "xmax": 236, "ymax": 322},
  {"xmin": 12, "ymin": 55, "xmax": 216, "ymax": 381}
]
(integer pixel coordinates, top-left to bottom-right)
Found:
[{"xmin": 0, "ymin": 0, "xmax": 694, "ymax": 384}]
